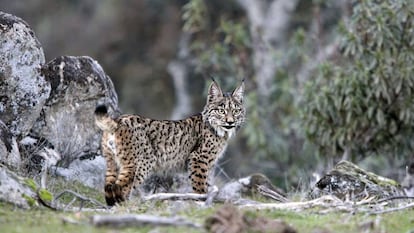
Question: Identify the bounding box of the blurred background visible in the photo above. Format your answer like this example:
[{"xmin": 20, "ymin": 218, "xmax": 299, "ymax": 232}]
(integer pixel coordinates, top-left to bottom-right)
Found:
[{"xmin": 2, "ymin": 0, "xmax": 413, "ymax": 191}]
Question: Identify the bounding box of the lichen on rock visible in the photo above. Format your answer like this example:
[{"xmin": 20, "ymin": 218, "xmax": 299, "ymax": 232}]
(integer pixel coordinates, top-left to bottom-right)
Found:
[
  {"xmin": 0, "ymin": 11, "xmax": 120, "ymax": 191},
  {"xmin": 0, "ymin": 11, "xmax": 50, "ymax": 137},
  {"xmin": 32, "ymin": 56, "xmax": 119, "ymax": 168},
  {"xmin": 312, "ymin": 160, "xmax": 404, "ymax": 201}
]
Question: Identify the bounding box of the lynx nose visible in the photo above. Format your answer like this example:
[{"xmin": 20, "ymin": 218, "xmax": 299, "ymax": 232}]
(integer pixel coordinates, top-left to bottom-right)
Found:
[
  {"xmin": 226, "ymin": 112, "xmax": 235, "ymax": 125},
  {"xmin": 226, "ymin": 115, "xmax": 235, "ymax": 125}
]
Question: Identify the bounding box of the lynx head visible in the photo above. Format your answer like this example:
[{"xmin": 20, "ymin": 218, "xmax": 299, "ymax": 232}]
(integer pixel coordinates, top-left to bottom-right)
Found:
[{"xmin": 202, "ymin": 80, "xmax": 245, "ymax": 138}]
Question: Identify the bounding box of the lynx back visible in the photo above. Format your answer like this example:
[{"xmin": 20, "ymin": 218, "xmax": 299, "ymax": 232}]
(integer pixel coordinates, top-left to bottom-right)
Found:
[{"xmin": 95, "ymin": 81, "xmax": 245, "ymax": 206}]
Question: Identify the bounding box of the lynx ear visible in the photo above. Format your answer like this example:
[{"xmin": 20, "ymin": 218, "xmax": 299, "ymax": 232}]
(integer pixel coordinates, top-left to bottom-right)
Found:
[
  {"xmin": 232, "ymin": 81, "xmax": 244, "ymax": 103},
  {"xmin": 207, "ymin": 81, "xmax": 223, "ymax": 102}
]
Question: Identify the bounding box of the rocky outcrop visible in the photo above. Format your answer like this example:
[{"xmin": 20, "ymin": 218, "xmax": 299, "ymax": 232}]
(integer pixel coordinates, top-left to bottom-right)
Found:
[
  {"xmin": 0, "ymin": 165, "xmax": 36, "ymax": 209},
  {"xmin": 54, "ymin": 155, "xmax": 105, "ymax": 189},
  {"xmin": 0, "ymin": 11, "xmax": 50, "ymax": 137},
  {"xmin": 0, "ymin": 120, "xmax": 20, "ymax": 170},
  {"xmin": 0, "ymin": 11, "xmax": 120, "ymax": 198},
  {"xmin": 312, "ymin": 160, "xmax": 404, "ymax": 201},
  {"xmin": 32, "ymin": 56, "xmax": 119, "ymax": 167}
]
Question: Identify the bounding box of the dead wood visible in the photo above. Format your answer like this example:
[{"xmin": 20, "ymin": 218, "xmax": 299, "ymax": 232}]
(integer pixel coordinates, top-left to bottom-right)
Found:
[
  {"xmin": 257, "ymin": 185, "xmax": 289, "ymax": 203},
  {"xmin": 370, "ymin": 201, "xmax": 414, "ymax": 214},
  {"xmin": 51, "ymin": 190, "xmax": 107, "ymax": 211},
  {"xmin": 142, "ymin": 191, "xmax": 259, "ymax": 206},
  {"xmin": 239, "ymin": 195, "xmax": 345, "ymax": 211},
  {"xmin": 90, "ymin": 214, "xmax": 201, "ymax": 229},
  {"xmin": 142, "ymin": 192, "xmax": 208, "ymax": 202}
]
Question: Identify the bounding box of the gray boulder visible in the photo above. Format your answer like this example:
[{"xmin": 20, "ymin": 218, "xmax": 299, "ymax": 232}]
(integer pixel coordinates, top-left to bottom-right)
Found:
[
  {"xmin": 0, "ymin": 11, "xmax": 50, "ymax": 137},
  {"xmin": 31, "ymin": 56, "xmax": 118, "ymax": 189},
  {"xmin": 32, "ymin": 55, "xmax": 119, "ymax": 167},
  {"xmin": 0, "ymin": 165, "xmax": 36, "ymax": 209},
  {"xmin": 54, "ymin": 155, "xmax": 105, "ymax": 189},
  {"xmin": 0, "ymin": 11, "xmax": 120, "ymax": 191},
  {"xmin": 312, "ymin": 160, "xmax": 404, "ymax": 201},
  {"xmin": 0, "ymin": 120, "xmax": 20, "ymax": 170}
]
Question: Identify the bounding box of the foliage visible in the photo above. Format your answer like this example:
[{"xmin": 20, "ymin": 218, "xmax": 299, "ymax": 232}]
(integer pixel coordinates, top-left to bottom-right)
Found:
[
  {"xmin": 182, "ymin": 0, "xmax": 251, "ymax": 82},
  {"xmin": 182, "ymin": 0, "xmax": 288, "ymax": 166},
  {"xmin": 181, "ymin": 0, "xmax": 343, "ymax": 185},
  {"xmin": 302, "ymin": 0, "xmax": 414, "ymax": 159}
]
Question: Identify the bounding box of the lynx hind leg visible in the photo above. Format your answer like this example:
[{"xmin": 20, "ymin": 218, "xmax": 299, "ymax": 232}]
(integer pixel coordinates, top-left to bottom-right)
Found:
[
  {"xmin": 104, "ymin": 128, "xmax": 139, "ymax": 206},
  {"xmin": 117, "ymin": 132, "xmax": 157, "ymax": 203},
  {"xmin": 102, "ymin": 136, "xmax": 119, "ymax": 206},
  {"xmin": 112, "ymin": 144, "xmax": 139, "ymax": 204},
  {"xmin": 189, "ymin": 155, "xmax": 212, "ymax": 194}
]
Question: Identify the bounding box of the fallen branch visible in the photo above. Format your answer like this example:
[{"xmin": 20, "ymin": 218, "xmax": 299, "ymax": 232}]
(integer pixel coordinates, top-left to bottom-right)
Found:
[
  {"xmin": 239, "ymin": 195, "xmax": 345, "ymax": 211},
  {"xmin": 239, "ymin": 194, "xmax": 414, "ymax": 216},
  {"xmin": 142, "ymin": 191, "xmax": 259, "ymax": 206},
  {"xmin": 257, "ymin": 185, "xmax": 289, "ymax": 203},
  {"xmin": 374, "ymin": 195, "xmax": 414, "ymax": 204},
  {"xmin": 370, "ymin": 202, "xmax": 414, "ymax": 215},
  {"xmin": 91, "ymin": 214, "xmax": 202, "ymax": 229},
  {"xmin": 142, "ymin": 192, "xmax": 208, "ymax": 202},
  {"xmin": 53, "ymin": 190, "xmax": 108, "ymax": 211}
]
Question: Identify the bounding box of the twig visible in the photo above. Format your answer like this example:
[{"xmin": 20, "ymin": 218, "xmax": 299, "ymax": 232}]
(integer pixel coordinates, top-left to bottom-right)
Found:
[
  {"xmin": 370, "ymin": 202, "xmax": 414, "ymax": 215},
  {"xmin": 257, "ymin": 185, "xmax": 290, "ymax": 203},
  {"xmin": 142, "ymin": 192, "xmax": 208, "ymax": 202},
  {"xmin": 374, "ymin": 196, "xmax": 414, "ymax": 204},
  {"xmin": 142, "ymin": 191, "xmax": 259, "ymax": 205},
  {"xmin": 90, "ymin": 214, "xmax": 202, "ymax": 229},
  {"xmin": 239, "ymin": 195, "xmax": 345, "ymax": 211},
  {"xmin": 53, "ymin": 189, "xmax": 108, "ymax": 211}
]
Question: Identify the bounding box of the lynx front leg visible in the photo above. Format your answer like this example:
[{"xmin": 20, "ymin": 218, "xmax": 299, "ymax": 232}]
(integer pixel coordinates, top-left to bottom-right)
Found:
[
  {"xmin": 189, "ymin": 153, "xmax": 213, "ymax": 193},
  {"xmin": 131, "ymin": 151, "xmax": 156, "ymax": 196}
]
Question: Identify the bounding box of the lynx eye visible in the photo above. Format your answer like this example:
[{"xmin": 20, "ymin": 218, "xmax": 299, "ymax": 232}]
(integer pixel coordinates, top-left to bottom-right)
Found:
[
  {"xmin": 218, "ymin": 108, "xmax": 226, "ymax": 114},
  {"xmin": 233, "ymin": 108, "xmax": 241, "ymax": 115}
]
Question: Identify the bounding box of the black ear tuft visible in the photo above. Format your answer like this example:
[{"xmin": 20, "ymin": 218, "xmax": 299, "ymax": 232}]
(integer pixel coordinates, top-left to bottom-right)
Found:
[
  {"xmin": 95, "ymin": 105, "xmax": 108, "ymax": 116},
  {"xmin": 232, "ymin": 81, "xmax": 244, "ymax": 103},
  {"xmin": 207, "ymin": 80, "xmax": 223, "ymax": 101}
]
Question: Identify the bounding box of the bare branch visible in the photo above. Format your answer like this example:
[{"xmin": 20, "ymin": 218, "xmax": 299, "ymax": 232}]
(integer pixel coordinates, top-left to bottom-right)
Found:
[
  {"xmin": 370, "ymin": 202, "xmax": 414, "ymax": 215},
  {"xmin": 142, "ymin": 191, "xmax": 258, "ymax": 206},
  {"xmin": 239, "ymin": 195, "xmax": 345, "ymax": 211},
  {"xmin": 257, "ymin": 185, "xmax": 290, "ymax": 203},
  {"xmin": 143, "ymin": 192, "xmax": 208, "ymax": 202},
  {"xmin": 90, "ymin": 214, "xmax": 202, "ymax": 229},
  {"xmin": 53, "ymin": 189, "xmax": 108, "ymax": 211}
]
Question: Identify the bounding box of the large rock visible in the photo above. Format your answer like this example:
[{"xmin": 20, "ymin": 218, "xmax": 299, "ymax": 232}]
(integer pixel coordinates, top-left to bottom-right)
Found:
[
  {"xmin": 32, "ymin": 56, "xmax": 119, "ymax": 188},
  {"xmin": 0, "ymin": 165, "xmax": 36, "ymax": 209},
  {"xmin": 0, "ymin": 120, "xmax": 20, "ymax": 170},
  {"xmin": 0, "ymin": 11, "xmax": 50, "ymax": 137},
  {"xmin": 54, "ymin": 155, "xmax": 105, "ymax": 189},
  {"xmin": 0, "ymin": 11, "xmax": 119, "ymax": 190},
  {"xmin": 312, "ymin": 160, "xmax": 404, "ymax": 201},
  {"xmin": 32, "ymin": 56, "xmax": 118, "ymax": 167}
]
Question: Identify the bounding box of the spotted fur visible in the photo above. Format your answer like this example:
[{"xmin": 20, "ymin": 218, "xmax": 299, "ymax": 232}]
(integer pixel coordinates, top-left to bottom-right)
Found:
[{"xmin": 95, "ymin": 81, "xmax": 245, "ymax": 206}]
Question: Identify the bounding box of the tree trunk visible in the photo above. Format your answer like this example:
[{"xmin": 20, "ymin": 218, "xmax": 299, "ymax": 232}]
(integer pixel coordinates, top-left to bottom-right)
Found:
[{"xmin": 168, "ymin": 33, "xmax": 192, "ymax": 120}]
